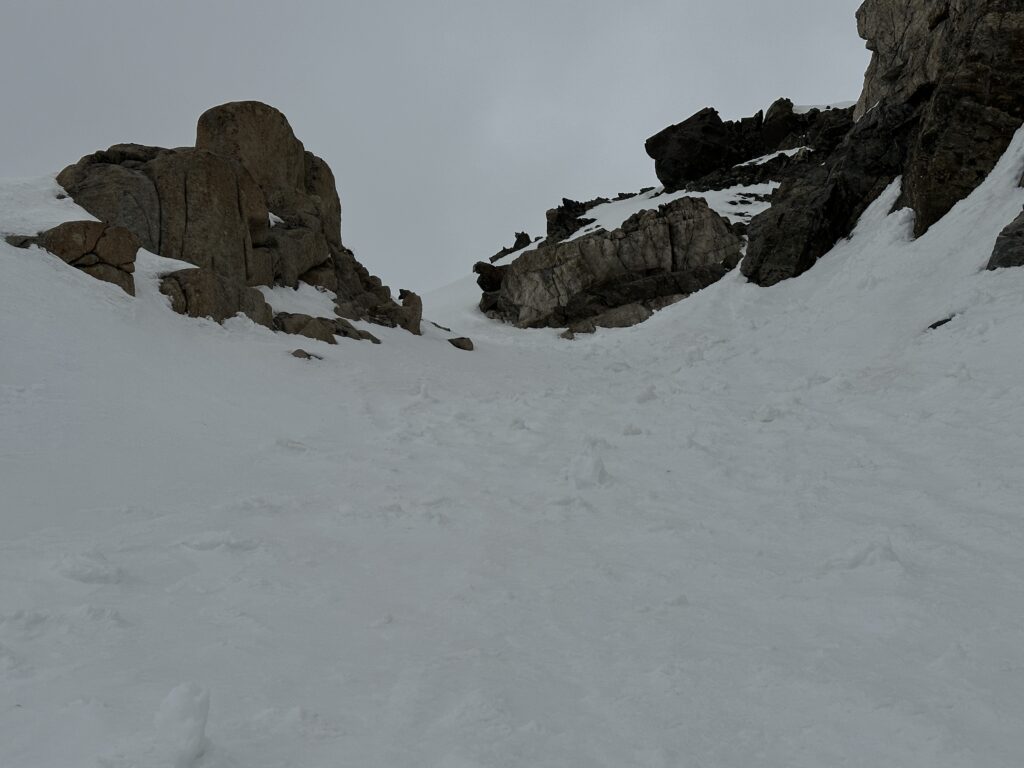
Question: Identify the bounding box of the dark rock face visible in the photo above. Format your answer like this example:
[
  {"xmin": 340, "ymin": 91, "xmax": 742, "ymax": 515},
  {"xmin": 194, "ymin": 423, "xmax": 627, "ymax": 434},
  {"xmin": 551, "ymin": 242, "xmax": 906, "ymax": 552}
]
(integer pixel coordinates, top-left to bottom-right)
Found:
[
  {"xmin": 644, "ymin": 99, "xmax": 855, "ymax": 193},
  {"xmin": 743, "ymin": 100, "xmax": 918, "ymax": 286},
  {"xmin": 57, "ymin": 101, "xmax": 405, "ymax": 332},
  {"xmin": 877, "ymin": 1, "xmax": 1024, "ymax": 236},
  {"xmin": 5, "ymin": 220, "xmax": 138, "ymax": 295},
  {"xmin": 473, "ymin": 261, "xmax": 507, "ymax": 293},
  {"xmin": 743, "ymin": 0, "xmax": 1024, "ymax": 285},
  {"xmin": 988, "ymin": 208, "xmax": 1024, "ymax": 270},
  {"xmin": 481, "ymin": 196, "xmax": 742, "ymax": 328}
]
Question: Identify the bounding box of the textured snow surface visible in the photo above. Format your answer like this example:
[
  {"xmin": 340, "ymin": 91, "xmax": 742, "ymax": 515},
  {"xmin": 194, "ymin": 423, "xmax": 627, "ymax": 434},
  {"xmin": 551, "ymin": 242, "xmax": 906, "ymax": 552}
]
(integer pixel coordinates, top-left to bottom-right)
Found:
[{"xmin": 3, "ymin": 128, "xmax": 1024, "ymax": 767}]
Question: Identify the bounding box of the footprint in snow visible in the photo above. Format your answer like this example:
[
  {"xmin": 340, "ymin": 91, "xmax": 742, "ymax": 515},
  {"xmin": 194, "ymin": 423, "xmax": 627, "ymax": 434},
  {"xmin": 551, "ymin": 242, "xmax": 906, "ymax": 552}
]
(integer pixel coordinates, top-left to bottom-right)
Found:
[
  {"xmin": 274, "ymin": 438, "xmax": 309, "ymax": 454},
  {"xmin": 55, "ymin": 552, "xmax": 124, "ymax": 584},
  {"xmin": 819, "ymin": 538, "xmax": 912, "ymax": 575},
  {"xmin": 180, "ymin": 532, "xmax": 261, "ymax": 553},
  {"xmin": 571, "ymin": 455, "xmax": 609, "ymax": 488},
  {"xmin": 636, "ymin": 385, "xmax": 658, "ymax": 403},
  {"xmin": 753, "ymin": 405, "xmax": 784, "ymax": 423}
]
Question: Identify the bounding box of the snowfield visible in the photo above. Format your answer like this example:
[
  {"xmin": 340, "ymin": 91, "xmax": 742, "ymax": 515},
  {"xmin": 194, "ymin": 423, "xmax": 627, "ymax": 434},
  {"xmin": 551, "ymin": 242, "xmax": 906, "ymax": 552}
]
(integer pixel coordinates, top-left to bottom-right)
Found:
[{"xmin": 2, "ymin": 127, "xmax": 1024, "ymax": 767}]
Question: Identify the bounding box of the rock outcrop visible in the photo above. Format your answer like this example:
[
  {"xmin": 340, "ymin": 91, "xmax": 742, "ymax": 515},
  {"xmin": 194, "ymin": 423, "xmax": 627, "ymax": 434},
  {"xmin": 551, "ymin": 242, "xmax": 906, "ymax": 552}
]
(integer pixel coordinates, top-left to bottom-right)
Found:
[
  {"xmin": 5, "ymin": 220, "xmax": 138, "ymax": 295},
  {"xmin": 743, "ymin": 99, "xmax": 917, "ymax": 286},
  {"xmin": 479, "ymin": 196, "xmax": 742, "ymax": 328},
  {"xmin": 743, "ymin": 0, "xmax": 1024, "ymax": 285},
  {"xmin": 159, "ymin": 268, "xmax": 273, "ymax": 327},
  {"xmin": 988, "ymin": 208, "xmax": 1024, "ymax": 270},
  {"xmin": 56, "ymin": 101, "xmax": 407, "ymax": 335},
  {"xmin": 645, "ymin": 99, "xmax": 854, "ymax": 193},
  {"xmin": 376, "ymin": 288, "xmax": 422, "ymax": 335}
]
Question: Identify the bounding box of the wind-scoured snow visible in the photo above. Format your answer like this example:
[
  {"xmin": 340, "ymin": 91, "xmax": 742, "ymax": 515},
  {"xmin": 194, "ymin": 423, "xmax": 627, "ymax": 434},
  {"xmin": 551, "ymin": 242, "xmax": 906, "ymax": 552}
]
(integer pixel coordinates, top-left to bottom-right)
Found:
[{"xmin": 3, "ymin": 128, "xmax": 1024, "ymax": 767}]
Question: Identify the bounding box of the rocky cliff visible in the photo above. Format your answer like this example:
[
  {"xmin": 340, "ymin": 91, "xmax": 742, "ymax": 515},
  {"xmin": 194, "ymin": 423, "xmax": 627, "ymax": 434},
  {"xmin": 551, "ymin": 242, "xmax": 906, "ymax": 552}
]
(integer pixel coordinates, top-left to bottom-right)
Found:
[
  {"xmin": 477, "ymin": 0, "xmax": 1024, "ymax": 328},
  {"xmin": 45, "ymin": 101, "xmax": 417, "ymax": 342},
  {"xmin": 744, "ymin": 0, "xmax": 1024, "ymax": 284}
]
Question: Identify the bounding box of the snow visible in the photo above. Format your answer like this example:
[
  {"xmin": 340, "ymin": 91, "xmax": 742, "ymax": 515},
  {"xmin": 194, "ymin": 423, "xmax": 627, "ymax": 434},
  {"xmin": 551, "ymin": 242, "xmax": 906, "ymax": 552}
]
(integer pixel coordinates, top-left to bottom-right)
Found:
[
  {"xmin": 258, "ymin": 282, "xmax": 338, "ymax": 317},
  {"xmin": 735, "ymin": 146, "xmax": 811, "ymax": 167},
  {"xmin": 2, "ymin": 127, "xmax": 1024, "ymax": 767},
  {"xmin": 268, "ymin": 212, "xmax": 284, "ymax": 228},
  {"xmin": 564, "ymin": 182, "xmax": 780, "ymax": 241}
]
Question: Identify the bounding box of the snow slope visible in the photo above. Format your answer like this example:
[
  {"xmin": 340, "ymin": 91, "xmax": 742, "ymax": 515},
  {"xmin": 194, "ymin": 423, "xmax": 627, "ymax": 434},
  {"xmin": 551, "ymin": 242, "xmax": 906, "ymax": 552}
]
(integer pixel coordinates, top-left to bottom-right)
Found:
[{"xmin": 2, "ymin": 127, "xmax": 1024, "ymax": 767}]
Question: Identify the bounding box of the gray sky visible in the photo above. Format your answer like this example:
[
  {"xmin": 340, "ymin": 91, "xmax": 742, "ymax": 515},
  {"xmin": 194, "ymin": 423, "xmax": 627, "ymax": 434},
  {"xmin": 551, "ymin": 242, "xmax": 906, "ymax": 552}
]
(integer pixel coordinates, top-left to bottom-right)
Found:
[{"xmin": 0, "ymin": 0, "xmax": 868, "ymax": 292}]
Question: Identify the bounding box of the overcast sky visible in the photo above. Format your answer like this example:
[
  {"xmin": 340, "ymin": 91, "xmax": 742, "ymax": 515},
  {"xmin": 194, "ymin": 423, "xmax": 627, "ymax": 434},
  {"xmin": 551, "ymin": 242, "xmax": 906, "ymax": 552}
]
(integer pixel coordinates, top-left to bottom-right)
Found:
[{"xmin": 0, "ymin": 0, "xmax": 869, "ymax": 292}]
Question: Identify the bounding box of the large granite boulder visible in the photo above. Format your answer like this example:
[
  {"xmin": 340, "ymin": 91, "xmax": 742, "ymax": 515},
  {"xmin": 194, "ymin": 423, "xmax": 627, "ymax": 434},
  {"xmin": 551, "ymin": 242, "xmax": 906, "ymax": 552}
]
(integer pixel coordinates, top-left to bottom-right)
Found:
[
  {"xmin": 742, "ymin": 0, "xmax": 1024, "ymax": 285},
  {"xmin": 5, "ymin": 220, "xmax": 138, "ymax": 295},
  {"xmin": 195, "ymin": 101, "xmax": 341, "ymax": 283},
  {"xmin": 56, "ymin": 101, "xmax": 406, "ymax": 334},
  {"xmin": 56, "ymin": 145, "xmax": 267, "ymax": 285},
  {"xmin": 482, "ymin": 196, "xmax": 742, "ymax": 328},
  {"xmin": 196, "ymin": 101, "xmax": 307, "ymax": 214}
]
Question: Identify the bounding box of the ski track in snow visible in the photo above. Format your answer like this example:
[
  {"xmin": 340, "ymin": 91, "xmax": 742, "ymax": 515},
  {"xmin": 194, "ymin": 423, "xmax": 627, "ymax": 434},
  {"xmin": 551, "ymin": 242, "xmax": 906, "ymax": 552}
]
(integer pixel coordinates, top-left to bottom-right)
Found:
[{"xmin": 2, "ymin": 129, "xmax": 1024, "ymax": 766}]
